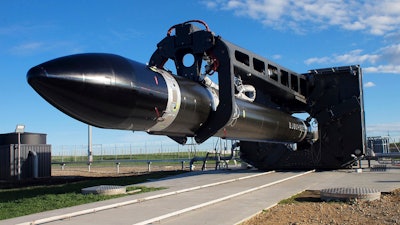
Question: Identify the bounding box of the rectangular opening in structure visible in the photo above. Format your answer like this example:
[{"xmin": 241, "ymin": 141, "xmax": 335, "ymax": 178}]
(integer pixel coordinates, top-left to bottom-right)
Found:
[
  {"xmin": 267, "ymin": 64, "xmax": 278, "ymax": 81},
  {"xmin": 291, "ymin": 74, "xmax": 299, "ymax": 91},
  {"xmin": 235, "ymin": 51, "xmax": 250, "ymax": 66},
  {"xmin": 281, "ymin": 70, "xmax": 289, "ymax": 87},
  {"xmin": 253, "ymin": 58, "xmax": 265, "ymax": 73}
]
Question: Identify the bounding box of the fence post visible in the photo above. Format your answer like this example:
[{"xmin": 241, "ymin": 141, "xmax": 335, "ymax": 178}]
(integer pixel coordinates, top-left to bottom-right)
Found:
[
  {"xmin": 130, "ymin": 144, "xmax": 132, "ymax": 160},
  {"xmin": 147, "ymin": 161, "xmax": 152, "ymax": 172},
  {"xmin": 181, "ymin": 161, "xmax": 185, "ymax": 170},
  {"xmin": 61, "ymin": 145, "xmax": 64, "ymax": 162},
  {"xmin": 116, "ymin": 162, "xmax": 120, "ymax": 174}
]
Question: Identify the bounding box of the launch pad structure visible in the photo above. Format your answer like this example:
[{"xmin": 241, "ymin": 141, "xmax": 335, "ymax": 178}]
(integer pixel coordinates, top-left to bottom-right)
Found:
[
  {"xmin": 148, "ymin": 20, "xmax": 366, "ymax": 170},
  {"xmin": 27, "ymin": 20, "xmax": 366, "ymax": 170}
]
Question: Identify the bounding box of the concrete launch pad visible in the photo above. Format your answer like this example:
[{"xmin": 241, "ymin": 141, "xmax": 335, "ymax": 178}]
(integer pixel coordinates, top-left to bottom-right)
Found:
[{"xmin": 4, "ymin": 161, "xmax": 400, "ymax": 225}]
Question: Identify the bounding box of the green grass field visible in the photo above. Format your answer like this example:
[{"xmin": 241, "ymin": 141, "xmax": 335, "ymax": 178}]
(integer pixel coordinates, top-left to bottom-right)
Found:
[
  {"xmin": 0, "ymin": 171, "xmax": 184, "ymax": 220},
  {"xmin": 1, "ymin": 151, "xmax": 238, "ymax": 220},
  {"xmin": 51, "ymin": 151, "xmax": 210, "ymax": 163}
]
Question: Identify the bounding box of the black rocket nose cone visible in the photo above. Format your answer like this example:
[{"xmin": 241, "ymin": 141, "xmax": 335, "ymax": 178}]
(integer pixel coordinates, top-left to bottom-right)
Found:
[
  {"xmin": 26, "ymin": 53, "xmax": 116, "ymax": 103},
  {"xmin": 27, "ymin": 65, "xmax": 47, "ymax": 87},
  {"xmin": 27, "ymin": 65, "xmax": 45, "ymax": 79},
  {"xmin": 25, "ymin": 53, "xmax": 167, "ymax": 130}
]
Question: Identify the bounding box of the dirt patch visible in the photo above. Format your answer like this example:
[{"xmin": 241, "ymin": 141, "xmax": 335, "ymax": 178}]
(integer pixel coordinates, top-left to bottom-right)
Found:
[
  {"xmin": 0, "ymin": 165, "xmax": 184, "ymax": 189},
  {"xmin": 51, "ymin": 164, "xmax": 183, "ymax": 177},
  {"xmin": 242, "ymin": 189, "xmax": 400, "ymax": 225}
]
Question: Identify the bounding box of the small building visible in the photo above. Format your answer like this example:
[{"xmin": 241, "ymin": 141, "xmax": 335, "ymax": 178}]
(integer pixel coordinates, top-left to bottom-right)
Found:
[
  {"xmin": 0, "ymin": 132, "xmax": 51, "ymax": 180},
  {"xmin": 367, "ymin": 136, "xmax": 390, "ymax": 154}
]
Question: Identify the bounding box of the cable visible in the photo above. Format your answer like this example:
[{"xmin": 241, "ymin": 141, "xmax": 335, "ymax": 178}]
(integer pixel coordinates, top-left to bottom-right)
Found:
[{"xmin": 167, "ymin": 20, "xmax": 210, "ymax": 36}]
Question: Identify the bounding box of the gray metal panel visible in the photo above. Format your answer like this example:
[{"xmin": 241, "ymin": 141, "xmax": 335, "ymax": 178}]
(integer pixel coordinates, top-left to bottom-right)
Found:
[
  {"xmin": 0, "ymin": 144, "xmax": 51, "ymax": 180},
  {"xmin": 20, "ymin": 145, "xmax": 52, "ymax": 179},
  {"xmin": 10, "ymin": 144, "xmax": 20, "ymax": 178},
  {"xmin": 0, "ymin": 145, "xmax": 12, "ymax": 180}
]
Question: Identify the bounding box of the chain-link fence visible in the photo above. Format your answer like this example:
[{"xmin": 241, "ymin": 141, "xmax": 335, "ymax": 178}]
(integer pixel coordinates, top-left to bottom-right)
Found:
[
  {"xmin": 51, "ymin": 138, "xmax": 230, "ymax": 163},
  {"xmin": 50, "ymin": 138, "xmax": 240, "ymax": 175}
]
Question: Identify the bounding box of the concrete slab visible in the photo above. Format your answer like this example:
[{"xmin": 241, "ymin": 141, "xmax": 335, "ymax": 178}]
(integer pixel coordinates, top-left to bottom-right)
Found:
[
  {"xmin": 3, "ymin": 161, "xmax": 400, "ymax": 225},
  {"xmin": 81, "ymin": 185, "xmax": 126, "ymax": 195}
]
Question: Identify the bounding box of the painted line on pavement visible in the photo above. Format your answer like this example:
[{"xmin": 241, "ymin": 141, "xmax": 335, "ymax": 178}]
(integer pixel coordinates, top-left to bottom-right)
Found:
[
  {"xmin": 16, "ymin": 170, "xmax": 275, "ymax": 225},
  {"xmin": 133, "ymin": 170, "xmax": 315, "ymax": 225}
]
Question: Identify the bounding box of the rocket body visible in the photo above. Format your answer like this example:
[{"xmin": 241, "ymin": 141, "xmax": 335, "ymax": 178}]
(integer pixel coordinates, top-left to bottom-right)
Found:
[{"xmin": 27, "ymin": 53, "xmax": 308, "ymax": 143}]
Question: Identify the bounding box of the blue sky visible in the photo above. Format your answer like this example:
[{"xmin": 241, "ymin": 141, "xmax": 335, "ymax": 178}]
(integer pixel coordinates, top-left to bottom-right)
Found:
[{"xmin": 1, "ymin": 0, "xmax": 400, "ymax": 147}]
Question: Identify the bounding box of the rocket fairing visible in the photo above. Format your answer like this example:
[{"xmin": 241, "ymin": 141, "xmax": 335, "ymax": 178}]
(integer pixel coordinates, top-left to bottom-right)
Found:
[{"xmin": 27, "ymin": 53, "xmax": 310, "ymax": 144}]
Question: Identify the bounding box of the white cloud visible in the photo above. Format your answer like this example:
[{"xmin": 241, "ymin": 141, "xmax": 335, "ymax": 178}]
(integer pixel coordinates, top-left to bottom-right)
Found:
[
  {"xmin": 304, "ymin": 45, "xmax": 400, "ymax": 74},
  {"xmin": 11, "ymin": 42, "xmax": 43, "ymax": 52},
  {"xmin": 304, "ymin": 56, "xmax": 330, "ymax": 65},
  {"xmin": 363, "ymin": 82, "xmax": 376, "ymax": 88},
  {"xmin": 203, "ymin": 0, "xmax": 400, "ymax": 35},
  {"xmin": 0, "ymin": 24, "xmax": 53, "ymax": 36},
  {"xmin": 359, "ymin": 44, "xmax": 400, "ymax": 73},
  {"xmin": 272, "ymin": 54, "xmax": 282, "ymax": 60},
  {"xmin": 364, "ymin": 65, "xmax": 400, "ymax": 74},
  {"xmin": 336, "ymin": 50, "xmax": 379, "ymax": 64},
  {"xmin": 9, "ymin": 41, "xmax": 82, "ymax": 56},
  {"xmin": 203, "ymin": 0, "xmax": 400, "ymax": 74},
  {"xmin": 367, "ymin": 122, "xmax": 400, "ymax": 137},
  {"xmin": 304, "ymin": 49, "xmax": 379, "ymax": 65},
  {"xmin": 201, "ymin": 0, "xmax": 218, "ymax": 9},
  {"xmin": 379, "ymin": 44, "xmax": 400, "ymax": 64}
]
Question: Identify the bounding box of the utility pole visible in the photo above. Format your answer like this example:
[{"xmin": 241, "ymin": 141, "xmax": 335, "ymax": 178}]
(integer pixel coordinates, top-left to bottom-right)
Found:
[
  {"xmin": 15, "ymin": 124, "xmax": 25, "ymax": 180},
  {"xmin": 88, "ymin": 125, "xmax": 93, "ymax": 163}
]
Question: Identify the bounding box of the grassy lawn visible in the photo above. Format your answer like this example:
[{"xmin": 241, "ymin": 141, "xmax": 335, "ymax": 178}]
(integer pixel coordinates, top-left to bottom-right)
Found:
[
  {"xmin": 0, "ymin": 171, "xmax": 184, "ymax": 220},
  {"xmin": 51, "ymin": 151, "xmax": 209, "ymax": 163},
  {"xmin": 278, "ymin": 190, "xmax": 322, "ymax": 204}
]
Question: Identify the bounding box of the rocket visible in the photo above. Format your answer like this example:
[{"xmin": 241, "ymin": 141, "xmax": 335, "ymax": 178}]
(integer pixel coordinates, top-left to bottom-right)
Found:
[
  {"xmin": 26, "ymin": 20, "xmax": 366, "ymax": 170},
  {"xmin": 27, "ymin": 53, "xmax": 312, "ymax": 145}
]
